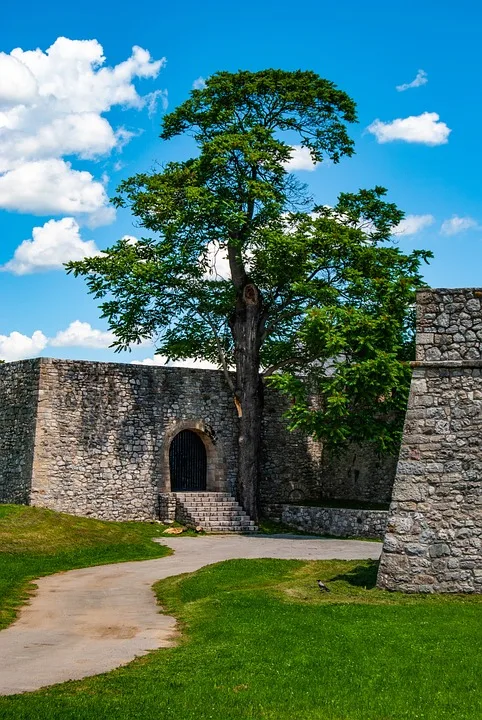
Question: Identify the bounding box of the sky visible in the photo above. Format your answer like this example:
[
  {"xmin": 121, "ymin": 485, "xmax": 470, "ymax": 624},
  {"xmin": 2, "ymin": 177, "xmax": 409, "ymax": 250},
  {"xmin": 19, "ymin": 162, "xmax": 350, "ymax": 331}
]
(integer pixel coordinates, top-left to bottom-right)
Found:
[{"xmin": 0, "ymin": 0, "xmax": 481, "ymax": 364}]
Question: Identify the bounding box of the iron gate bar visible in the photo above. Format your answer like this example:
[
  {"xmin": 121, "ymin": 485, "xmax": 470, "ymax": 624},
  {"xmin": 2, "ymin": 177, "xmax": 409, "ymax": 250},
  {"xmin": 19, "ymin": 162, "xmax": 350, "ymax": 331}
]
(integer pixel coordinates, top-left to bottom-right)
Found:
[{"xmin": 169, "ymin": 430, "xmax": 207, "ymax": 492}]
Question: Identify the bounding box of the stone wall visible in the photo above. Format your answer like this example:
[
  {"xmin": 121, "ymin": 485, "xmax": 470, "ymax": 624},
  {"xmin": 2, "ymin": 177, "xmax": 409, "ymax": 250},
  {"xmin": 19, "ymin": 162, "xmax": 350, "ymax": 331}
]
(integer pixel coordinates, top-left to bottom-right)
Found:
[
  {"xmin": 282, "ymin": 504, "xmax": 388, "ymax": 539},
  {"xmin": 260, "ymin": 389, "xmax": 323, "ymax": 511},
  {"xmin": 0, "ymin": 356, "xmax": 398, "ymax": 522},
  {"xmin": 0, "ymin": 360, "xmax": 40, "ymax": 505},
  {"xmin": 377, "ymin": 288, "xmax": 482, "ymax": 593},
  {"xmin": 29, "ymin": 359, "xmax": 239, "ymax": 521},
  {"xmin": 259, "ymin": 390, "xmax": 396, "ymax": 516},
  {"xmin": 416, "ymin": 287, "xmax": 482, "ymax": 362},
  {"xmin": 318, "ymin": 445, "xmax": 397, "ymax": 505}
]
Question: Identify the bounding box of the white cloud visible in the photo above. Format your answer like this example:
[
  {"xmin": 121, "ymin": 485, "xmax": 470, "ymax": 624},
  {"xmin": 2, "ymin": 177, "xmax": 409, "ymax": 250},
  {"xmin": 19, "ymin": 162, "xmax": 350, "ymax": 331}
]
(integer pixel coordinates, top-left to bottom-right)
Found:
[
  {"xmin": 132, "ymin": 355, "xmax": 218, "ymax": 369},
  {"xmin": 144, "ymin": 89, "xmax": 168, "ymax": 117},
  {"xmin": 122, "ymin": 234, "xmax": 139, "ymax": 245},
  {"xmin": 393, "ymin": 214, "xmax": 435, "ymax": 236},
  {"xmin": 0, "ymin": 112, "xmax": 119, "ymax": 168},
  {"xmin": 192, "ymin": 76, "xmax": 206, "ymax": 90},
  {"xmin": 8, "ymin": 38, "xmax": 164, "ymax": 116},
  {"xmin": 440, "ymin": 215, "xmax": 479, "ymax": 236},
  {"xmin": 0, "ymin": 330, "xmax": 47, "ymax": 361},
  {"xmin": 203, "ymin": 241, "xmax": 231, "ymax": 280},
  {"xmin": 1, "ymin": 217, "xmax": 101, "ymax": 275},
  {"xmin": 396, "ymin": 69, "xmax": 428, "ymax": 92},
  {"xmin": 283, "ymin": 145, "xmax": 317, "ymax": 171},
  {"xmin": 0, "ymin": 159, "xmax": 114, "ymax": 225},
  {"xmin": 0, "ymin": 37, "xmax": 165, "ymax": 220},
  {"xmin": 367, "ymin": 112, "xmax": 451, "ymax": 146},
  {"xmin": 50, "ymin": 321, "xmax": 115, "ymax": 349},
  {"xmin": 0, "ymin": 318, "xmax": 160, "ymax": 360},
  {"xmin": 0, "ymin": 53, "xmax": 37, "ymax": 106}
]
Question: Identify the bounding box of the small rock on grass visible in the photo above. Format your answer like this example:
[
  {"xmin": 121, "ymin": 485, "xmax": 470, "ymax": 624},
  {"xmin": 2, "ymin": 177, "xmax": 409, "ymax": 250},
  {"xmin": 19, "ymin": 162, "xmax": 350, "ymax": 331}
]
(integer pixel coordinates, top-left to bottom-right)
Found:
[{"xmin": 163, "ymin": 527, "xmax": 185, "ymax": 535}]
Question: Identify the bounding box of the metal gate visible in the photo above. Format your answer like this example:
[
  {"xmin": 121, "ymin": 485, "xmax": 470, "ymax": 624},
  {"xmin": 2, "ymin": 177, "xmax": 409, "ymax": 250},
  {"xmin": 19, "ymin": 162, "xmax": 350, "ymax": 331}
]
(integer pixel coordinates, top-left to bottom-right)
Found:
[{"xmin": 169, "ymin": 430, "xmax": 207, "ymax": 492}]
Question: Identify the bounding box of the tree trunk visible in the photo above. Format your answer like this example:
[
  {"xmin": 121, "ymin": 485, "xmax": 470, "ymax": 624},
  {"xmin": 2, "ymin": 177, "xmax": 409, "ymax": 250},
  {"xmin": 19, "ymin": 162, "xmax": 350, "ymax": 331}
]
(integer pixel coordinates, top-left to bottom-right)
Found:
[{"xmin": 231, "ymin": 282, "xmax": 264, "ymax": 522}]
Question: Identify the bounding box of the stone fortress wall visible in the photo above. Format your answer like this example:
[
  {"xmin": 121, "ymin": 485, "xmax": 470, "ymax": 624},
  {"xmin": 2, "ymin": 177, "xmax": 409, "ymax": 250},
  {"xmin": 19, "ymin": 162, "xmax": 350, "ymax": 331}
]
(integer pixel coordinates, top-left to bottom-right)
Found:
[
  {"xmin": 0, "ymin": 360, "xmax": 40, "ymax": 505},
  {"xmin": 281, "ymin": 504, "xmax": 388, "ymax": 539},
  {"xmin": 0, "ymin": 357, "xmax": 396, "ymax": 521},
  {"xmin": 377, "ymin": 288, "xmax": 482, "ymax": 593}
]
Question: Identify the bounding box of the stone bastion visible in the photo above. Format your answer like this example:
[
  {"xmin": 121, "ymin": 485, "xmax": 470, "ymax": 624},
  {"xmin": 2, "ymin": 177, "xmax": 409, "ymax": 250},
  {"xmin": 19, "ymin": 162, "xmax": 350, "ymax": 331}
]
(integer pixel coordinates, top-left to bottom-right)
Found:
[{"xmin": 377, "ymin": 288, "xmax": 482, "ymax": 593}]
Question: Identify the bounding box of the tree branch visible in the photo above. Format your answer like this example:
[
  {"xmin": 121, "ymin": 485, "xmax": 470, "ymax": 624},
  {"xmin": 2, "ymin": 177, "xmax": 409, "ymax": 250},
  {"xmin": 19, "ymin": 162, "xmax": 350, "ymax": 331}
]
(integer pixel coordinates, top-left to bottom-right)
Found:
[
  {"xmin": 262, "ymin": 356, "xmax": 304, "ymax": 378},
  {"xmin": 227, "ymin": 239, "xmax": 247, "ymax": 290}
]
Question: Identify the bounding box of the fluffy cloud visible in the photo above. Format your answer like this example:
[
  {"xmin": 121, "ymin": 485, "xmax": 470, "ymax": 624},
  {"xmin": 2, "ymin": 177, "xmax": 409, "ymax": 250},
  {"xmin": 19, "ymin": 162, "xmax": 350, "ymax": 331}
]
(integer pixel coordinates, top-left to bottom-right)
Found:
[
  {"xmin": 441, "ymin": 215, "xmax": 479, "ymax": 235},
  {"xmin": 50, "ymin": 321, "xmax": 115, "ymax": 349},
  {"xmin": 283, "ymin": 145, "xmax": 317, "ymax": 171},
  {"xmin": 393, "ymin": 214, "xmax": 435, "ymax": 236},
  {"xmin": 1, "ymin": 217, "xmax": 101, "ymax": 275},
  {"xmin": 0, "ymin": 111, "xmax": 120, "ymax": 168},
  {"xmin": 0, "ymin": 319, "xmax": 156, "ymax": 360},
  {"xmin": 0, "ymin": 321, "xmax": 216, "ymax": 362},
  {"xmin": 0, "ymin": 330, "xmax": 47, "ymax": 361},
  {"xmin": 0, "ymin": 159, "xmax": 114, "ymax": 225},
  {"xmin": 367, "ymin": 112, "xmax": 451, "ymax": 146},
  {"xmin": 396, "ymin": 69, "xmax": 428, "ymax": 92},
  {"xmin": 0, "ymin": 54, "xmax": 37, "ymax": 106},
  {"xmin": 3, "ymin": 38, "xmax": 164, "ymax": 120},
  {"xmin": 0, "ymin": 37, "xmax": 165, "ymax": 222}
]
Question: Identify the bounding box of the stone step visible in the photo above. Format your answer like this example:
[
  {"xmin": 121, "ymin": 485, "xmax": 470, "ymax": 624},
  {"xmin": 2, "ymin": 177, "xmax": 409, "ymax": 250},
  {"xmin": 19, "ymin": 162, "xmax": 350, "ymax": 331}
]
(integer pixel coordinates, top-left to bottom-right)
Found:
[
  {"xmin": 176, "ymin": 499, "xmax": 238, "ymax": 505},
  {"xmin": 185, "ymin": 512, "xmax": 250, "ymax": 522},
  {"xmin": 200, "ymin": 526, "xmax": 257, "ymax": 532},
  {"xmin": 174, "ymin": 493, "xmax": 233, "ymax": 500},
  {"xmin": 173, "ymin": 492, "xmax": 256, "ymax": 534},
  {"xmin": 180, "ymin": 508, "xmax": 247, "ymax": 515},
  {"xmin": 198, "ymin": 519, "xmax": 256, "ymax": 527},
  {"xmin": 180, "ymin": 504, "xmax": 244, "ymax": 511},
  {"xmin": 208, "ymin": 527, "xmax": 258, "ymax": 534},
  {"xmin": 192, "ymin": 519, "xmax": 256, "ymax": 527},
  {"xmin": 178, "ymin": 500, "xmax": 241, "ymax": 510},
  {"xmin": 176, "ymin": 498, "xmax": 241, "ymax": 504},
  {"xmin": 175, "ymin": 500, "xmax": 239, "ymax": 506},
  {"xmin": 179, "ymin": 503, "xmax": 245, "ymax": 511}
]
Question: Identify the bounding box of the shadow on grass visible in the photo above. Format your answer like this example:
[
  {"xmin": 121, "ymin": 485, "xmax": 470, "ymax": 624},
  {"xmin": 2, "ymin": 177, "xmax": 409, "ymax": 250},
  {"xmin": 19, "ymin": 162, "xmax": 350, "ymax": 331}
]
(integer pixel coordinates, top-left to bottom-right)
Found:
[{"xmin": 329, "ymin": 559, "xmax": 379, "ymax": 589}]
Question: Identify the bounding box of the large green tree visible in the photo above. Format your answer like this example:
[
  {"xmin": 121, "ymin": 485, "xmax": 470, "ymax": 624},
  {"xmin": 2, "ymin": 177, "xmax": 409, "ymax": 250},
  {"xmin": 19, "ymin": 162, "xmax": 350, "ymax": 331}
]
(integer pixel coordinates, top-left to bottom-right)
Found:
[{"xmin": 68, "ymin": 70, "xmax": 430, "ymax": 519}]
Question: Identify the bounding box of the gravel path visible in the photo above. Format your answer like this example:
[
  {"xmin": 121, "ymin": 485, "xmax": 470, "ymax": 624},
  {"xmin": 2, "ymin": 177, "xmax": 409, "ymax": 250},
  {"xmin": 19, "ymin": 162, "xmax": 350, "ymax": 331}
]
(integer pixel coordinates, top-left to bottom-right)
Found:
[{"xmin": 0, "ymin": 534, "xmax": 381, "ymax": 695}]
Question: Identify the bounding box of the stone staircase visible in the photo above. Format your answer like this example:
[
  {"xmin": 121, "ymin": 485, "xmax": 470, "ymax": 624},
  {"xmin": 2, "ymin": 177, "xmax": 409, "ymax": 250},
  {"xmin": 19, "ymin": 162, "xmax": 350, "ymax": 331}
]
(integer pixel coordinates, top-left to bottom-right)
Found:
[{"xmin": 174, "ymin": 492, "xmax": 258, "ymax": 533}]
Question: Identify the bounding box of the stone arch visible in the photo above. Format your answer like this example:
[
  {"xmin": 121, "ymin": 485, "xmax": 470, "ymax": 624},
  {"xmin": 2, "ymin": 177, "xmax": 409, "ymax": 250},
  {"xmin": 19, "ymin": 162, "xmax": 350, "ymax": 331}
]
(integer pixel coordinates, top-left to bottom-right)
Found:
[{"xmin": 159, "ymin": 419, "xmax": 227, "ymax": 493}]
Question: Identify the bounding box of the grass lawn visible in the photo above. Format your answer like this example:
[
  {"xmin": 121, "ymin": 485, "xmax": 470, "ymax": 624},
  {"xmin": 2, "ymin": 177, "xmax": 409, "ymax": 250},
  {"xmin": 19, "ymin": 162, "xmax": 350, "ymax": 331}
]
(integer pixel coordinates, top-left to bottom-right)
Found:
[
  {"xmin": 0, "ymin": 545, "xmax": 480, "ymax": 719},
  {"xmin": 0, "ymin": 504, "xmax": 171, "ymax": 630}
]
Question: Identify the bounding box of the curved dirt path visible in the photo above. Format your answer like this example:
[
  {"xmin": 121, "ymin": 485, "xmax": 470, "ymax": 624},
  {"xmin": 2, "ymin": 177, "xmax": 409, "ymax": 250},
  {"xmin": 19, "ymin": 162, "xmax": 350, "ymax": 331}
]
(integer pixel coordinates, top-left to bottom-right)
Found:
[{"xmin": 0, "ymin": 534, "xmax": 381, "ymax": 695}]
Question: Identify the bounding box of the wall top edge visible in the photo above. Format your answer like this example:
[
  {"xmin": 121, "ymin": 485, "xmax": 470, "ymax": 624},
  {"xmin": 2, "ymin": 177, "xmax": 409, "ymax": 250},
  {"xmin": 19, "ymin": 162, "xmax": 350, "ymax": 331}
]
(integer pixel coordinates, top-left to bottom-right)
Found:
[
  {"xmin": 411, "ymin": 360, "xmax": 482, "ymax": 368},
  {"xmin": 416, "ymin": 287, "xmax": 482, "ymax": 294},
  {"xmin": 0, "ymin": 357, "xmax": 228, "ymax": 376}
]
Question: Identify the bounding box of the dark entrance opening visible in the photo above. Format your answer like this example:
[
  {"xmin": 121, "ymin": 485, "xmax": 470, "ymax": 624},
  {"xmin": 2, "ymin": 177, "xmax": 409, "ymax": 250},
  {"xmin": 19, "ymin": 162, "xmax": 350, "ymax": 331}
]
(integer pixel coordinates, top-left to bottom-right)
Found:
[{"xmin": 169, "ymin": 430, "xmax": 207, "ymax": 492}]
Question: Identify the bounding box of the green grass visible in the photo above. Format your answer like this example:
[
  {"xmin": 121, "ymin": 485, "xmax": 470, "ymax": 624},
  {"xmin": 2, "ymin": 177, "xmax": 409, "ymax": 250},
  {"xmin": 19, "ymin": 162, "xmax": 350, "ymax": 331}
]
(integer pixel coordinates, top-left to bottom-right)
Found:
[
  {"xmin": 0, "ymin": 554, "xmax": 480, "ymax": 719},
  {"xmin": 0, "ymin": 504, "xmax": 171, "ymax": 630}
]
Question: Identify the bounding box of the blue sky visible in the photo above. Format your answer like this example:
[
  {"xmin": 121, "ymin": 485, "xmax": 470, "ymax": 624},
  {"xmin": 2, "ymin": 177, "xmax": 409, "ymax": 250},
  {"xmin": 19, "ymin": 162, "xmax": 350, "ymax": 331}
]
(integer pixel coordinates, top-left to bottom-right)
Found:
[{"xmin": 0, "ymin": 0, "xmax": 480, "ymax": 363}]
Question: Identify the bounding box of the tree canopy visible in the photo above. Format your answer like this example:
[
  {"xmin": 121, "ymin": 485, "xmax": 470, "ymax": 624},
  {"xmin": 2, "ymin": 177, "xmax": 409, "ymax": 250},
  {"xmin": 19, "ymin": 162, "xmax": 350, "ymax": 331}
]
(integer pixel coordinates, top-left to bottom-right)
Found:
[{"xmin": 68, "ymin": 69, "xmax": 431, "ymax": 516}]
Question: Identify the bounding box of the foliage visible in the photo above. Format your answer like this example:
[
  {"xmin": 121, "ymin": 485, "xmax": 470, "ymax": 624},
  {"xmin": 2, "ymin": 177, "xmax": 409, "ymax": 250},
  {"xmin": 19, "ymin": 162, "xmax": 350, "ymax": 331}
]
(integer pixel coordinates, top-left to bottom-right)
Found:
[
  {"xmin": 68, "ymin": 70, "xmax": 357, "ymax": 370},
  {"xmin": 266, "ymin": 194, "xmax": 431, "ymax": 454},
  {"xmin": 1, "ymin": 558, "xmax": 480, "ymax": 719},
  {"xmin": 67, "ymin": 69, "xmax": 431, "ymax": 461}
]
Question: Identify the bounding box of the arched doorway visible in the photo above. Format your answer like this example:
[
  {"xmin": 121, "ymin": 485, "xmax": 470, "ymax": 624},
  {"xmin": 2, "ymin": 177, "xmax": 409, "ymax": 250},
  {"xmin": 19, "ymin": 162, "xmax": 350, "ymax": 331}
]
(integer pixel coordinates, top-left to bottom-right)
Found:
[{"xmin": 169, "ymin": 429, "xmax": 207, "ymax": 492}]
